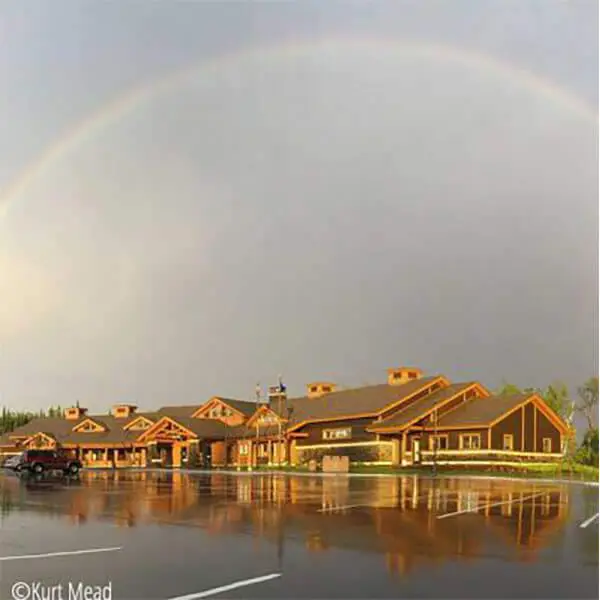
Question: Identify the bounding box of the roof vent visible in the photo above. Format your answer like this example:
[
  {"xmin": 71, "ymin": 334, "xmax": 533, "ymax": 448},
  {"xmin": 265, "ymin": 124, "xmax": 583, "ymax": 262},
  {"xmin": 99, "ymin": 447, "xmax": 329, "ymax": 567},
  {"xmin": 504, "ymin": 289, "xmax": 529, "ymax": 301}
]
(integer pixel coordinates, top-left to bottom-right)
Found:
[
  {"xmin": 111, "ymin": 404, "xmax": 137, "ymax": 418},
  {"xmin": 306, "ymin": 382, "xmax": 336, "ymax": 398},
  {"xmin": 64, "ymin": 406, "xmax": 88, "ymax": 420},
  {"xmin": 387, "ymin": 367, "xmax": 423, "ymax": 386}
]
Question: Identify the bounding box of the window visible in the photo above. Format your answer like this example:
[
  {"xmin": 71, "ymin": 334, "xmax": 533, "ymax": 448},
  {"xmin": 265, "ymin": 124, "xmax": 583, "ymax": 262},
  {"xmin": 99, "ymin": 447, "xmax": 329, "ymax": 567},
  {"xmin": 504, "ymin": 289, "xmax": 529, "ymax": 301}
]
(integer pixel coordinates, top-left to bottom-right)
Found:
[
  {"xmin": 322, "ymin": 386, "xmax": 331, "ymax": 393},
  {"xmin": 429, "ymin": 435, "xmax": 448, "ymax": 451},
  {"xmin": 408, "ymin": 372, "xmax": 417, "ymax": 380},
  {"xmin": 258, "ymin": 413, "xmax": 277, "ymax": 425},
  {"xmin": 322, "ymin": 427, "xmax": 352, "ymax": 441},
  {"xmin": 503, "ymin": 434, "xmax": 514, "ymax": 451},
  {"xmin": 310, "ymin": 386, "xmax": 318, "ymax": 392},
  {"xmin": 239, "ymin": 444, "xmax": 249, "ymax": 456},
  {"xmin": 542, "ymin": 438, "xmax": 552, "ymax": 453},
  {"xmin": 393, "ymin": 372, "xmax": 401, "ymax": 380},
  {"xmin": 459, "ymin": 433, "xmax": 481, "ymax": 450}
]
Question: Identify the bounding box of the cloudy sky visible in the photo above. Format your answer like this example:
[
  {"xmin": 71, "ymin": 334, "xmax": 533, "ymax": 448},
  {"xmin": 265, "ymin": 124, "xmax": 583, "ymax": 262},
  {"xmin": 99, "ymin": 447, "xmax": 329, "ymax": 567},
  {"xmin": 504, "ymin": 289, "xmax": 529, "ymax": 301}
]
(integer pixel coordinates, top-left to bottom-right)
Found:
[{"xmin": 0, "ymin": 1, "xmax": 597, "ymax": 413}]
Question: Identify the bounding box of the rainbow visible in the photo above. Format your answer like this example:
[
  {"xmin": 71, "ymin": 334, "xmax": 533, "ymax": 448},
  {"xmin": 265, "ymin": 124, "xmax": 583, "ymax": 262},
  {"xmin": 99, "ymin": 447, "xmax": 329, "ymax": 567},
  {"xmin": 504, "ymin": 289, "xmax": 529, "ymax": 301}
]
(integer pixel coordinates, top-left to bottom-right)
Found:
[{"xmin": 0, "ymin": 36, "xmax": 596, "ymax": 221}]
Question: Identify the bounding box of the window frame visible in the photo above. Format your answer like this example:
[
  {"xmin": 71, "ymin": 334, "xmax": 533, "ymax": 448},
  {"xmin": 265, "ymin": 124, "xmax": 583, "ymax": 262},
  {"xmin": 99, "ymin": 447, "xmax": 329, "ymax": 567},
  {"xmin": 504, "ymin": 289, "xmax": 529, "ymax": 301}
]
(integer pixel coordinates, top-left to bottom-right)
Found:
[
  {"xmin": 459, "ymin": 433, "xmax": 481, "ymax": 450},
  {"xmin": 429, "ymin": 434, "xmax": 449, "ymax": 451},
  {"xmin": 502, "ymin": 434, "xmax": 514, "ymax": 451},
  {"xmin": 542, "ymin": 437, "xmax": 552, "ymax": 453}
]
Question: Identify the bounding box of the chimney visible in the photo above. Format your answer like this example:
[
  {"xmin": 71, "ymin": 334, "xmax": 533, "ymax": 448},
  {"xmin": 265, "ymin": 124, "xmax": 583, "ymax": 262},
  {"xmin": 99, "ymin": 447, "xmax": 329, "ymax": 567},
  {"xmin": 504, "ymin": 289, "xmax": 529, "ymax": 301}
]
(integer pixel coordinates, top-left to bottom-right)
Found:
[
  {"xmin": 111, "ymin": 404, "xmax": 137, "ymax": 419},
  {"xmin": 64, "ymin": 406, "xmax": 88, "ymax": 420},
  {"xmin": 306, "ymin": 382, "xmax": 336, "ymax": 398},
  {"xmin": 387, "ymin": 367, "xmax": 423, "ymax": 386}
]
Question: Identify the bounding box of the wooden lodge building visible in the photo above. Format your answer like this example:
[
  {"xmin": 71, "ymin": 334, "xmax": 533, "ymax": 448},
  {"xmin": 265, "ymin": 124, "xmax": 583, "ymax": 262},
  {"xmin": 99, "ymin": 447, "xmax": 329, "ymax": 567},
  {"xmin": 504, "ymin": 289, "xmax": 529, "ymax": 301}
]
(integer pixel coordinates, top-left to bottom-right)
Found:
[{"xmin": 0, "ymin": 366, "xmax": 569, "ymax": 469}]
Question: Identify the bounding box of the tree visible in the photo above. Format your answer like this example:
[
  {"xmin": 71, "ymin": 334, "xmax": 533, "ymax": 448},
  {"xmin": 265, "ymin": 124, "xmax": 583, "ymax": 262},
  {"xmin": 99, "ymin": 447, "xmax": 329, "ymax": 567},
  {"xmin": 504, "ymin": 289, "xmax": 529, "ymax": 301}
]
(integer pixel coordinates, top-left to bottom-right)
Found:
[
  {"xmin": 575, "ymin": 427, "xmax": 599, "ymax": 467},
  {"xmin": 496, "ymin": 381, "xmax": 522, "ymax": 396},
  {"xmin": 541, "ymin": 382, "xmax": 574, "ymax": 423},
  {"xmin": 576, "ymin": 377, "xmax": 598, "ymax": 431}
]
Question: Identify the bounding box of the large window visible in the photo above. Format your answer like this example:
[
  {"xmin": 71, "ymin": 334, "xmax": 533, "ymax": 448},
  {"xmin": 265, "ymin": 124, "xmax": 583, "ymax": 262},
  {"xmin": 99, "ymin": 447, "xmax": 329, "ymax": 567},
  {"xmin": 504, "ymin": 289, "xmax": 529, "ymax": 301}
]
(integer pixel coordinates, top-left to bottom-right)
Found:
[
  {"xmin": 503, "ymin": 434, "xmax": 514, "ymax": 451},
  {"xmin": 542, "ymin": 438, "xmax": 552, "ymax": 453},
  {"xmin": 322, "ymin": 427, "xmax": 352, "ymax": 441},
  {"xmin": 429, "ymin": 435, "xmax": 448, "ymax": 451},
  {"xmin": 459, "ymin": 433, "xmax": 481, "ymax": 450}
]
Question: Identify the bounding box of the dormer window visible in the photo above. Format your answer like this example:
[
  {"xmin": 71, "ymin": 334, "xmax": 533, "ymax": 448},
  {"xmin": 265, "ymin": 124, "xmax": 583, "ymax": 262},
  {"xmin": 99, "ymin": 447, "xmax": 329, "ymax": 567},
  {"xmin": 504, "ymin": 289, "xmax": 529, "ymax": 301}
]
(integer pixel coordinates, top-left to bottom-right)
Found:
[
  {"xmin": 306, "ymin": 382, "xmax": 337, "ymax": 398},
  {"xmin": 387, "ymin": 367, "xmax": 423, "ymax": 385}
]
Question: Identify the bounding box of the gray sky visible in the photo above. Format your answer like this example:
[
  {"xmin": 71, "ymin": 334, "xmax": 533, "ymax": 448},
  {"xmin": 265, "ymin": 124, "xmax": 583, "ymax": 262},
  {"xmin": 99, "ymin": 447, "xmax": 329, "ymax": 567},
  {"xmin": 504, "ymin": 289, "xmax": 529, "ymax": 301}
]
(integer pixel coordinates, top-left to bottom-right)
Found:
[{"xmin": 0, "ymin": 0, "xmax": 597, "ymax": 413}]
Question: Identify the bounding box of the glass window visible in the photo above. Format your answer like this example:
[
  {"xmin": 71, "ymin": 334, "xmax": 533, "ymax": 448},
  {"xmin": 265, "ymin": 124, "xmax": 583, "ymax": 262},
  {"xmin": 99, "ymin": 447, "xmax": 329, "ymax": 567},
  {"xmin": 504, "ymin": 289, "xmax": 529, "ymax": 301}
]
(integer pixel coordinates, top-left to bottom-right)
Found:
[
  {"xmin": 542, "ymin": 438, "xmax": 552, "ymax": 453},
  {"xmin": 460, "ymin": 434, "xmax": 481, "ymax": 450},
  {"xmin": 430, "ymin": 435, "xmax": 448, "ymax": 451},
  {"xmin": 503, "ymin": 434, "xmax": 514, "ymax": 451}
]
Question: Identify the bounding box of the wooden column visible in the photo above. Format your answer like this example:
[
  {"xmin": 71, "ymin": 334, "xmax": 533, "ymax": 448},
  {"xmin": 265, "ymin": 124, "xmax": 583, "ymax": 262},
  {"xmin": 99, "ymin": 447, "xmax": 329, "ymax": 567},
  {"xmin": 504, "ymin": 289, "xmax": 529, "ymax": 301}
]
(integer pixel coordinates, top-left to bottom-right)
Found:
[
  {"xmin": 391, "ymin": 438, "xmax": 400, "ymax": 465},
  {"xmin": 172, "ymin": 443, "xmax": 182, "ymax": 468},
  {"xmin": 400, "ymin": 433, "xmax": 407, "ymax": 466},
  {"xmin": 289, "ymin": 440, "xmax": 298, "ymax": 466}
]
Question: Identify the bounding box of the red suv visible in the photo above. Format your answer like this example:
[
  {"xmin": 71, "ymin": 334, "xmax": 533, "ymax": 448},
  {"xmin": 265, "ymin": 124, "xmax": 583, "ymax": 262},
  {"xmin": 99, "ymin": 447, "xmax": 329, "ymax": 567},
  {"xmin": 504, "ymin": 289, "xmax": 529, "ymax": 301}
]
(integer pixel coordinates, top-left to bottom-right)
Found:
[{"xmin": 16, "ymin": 449, "xmax": 82, "ymax": 475}]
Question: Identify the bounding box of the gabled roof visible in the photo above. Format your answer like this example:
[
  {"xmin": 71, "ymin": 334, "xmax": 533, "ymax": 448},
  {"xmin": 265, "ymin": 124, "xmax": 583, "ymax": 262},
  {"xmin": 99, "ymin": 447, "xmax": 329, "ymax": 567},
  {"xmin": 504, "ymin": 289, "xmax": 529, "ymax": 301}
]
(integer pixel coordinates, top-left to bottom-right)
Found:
[
  {"xmin": 72, "ymin": 417, "xmax": 107, "ymax": 433},
  {"xmin": 281, "ymin": 376, "xmax": 448, "ymax": 431},
  {"xmin": 245, "ymin": 404, "xmax": 283, "ymax": 427},
  {"xmin": 368, "ymin": 382, "xmax": 483, "ymax": 432},
  {"xmin": 191, "ymin": 397, "xmax": 259, "ymax": 419},
  {"xmin": 3, "ymin": 413, "xmax": 160, "ymax": 446},
  {"xmin": 433, "ymin": 393, "xmax": 568, "ymax": 432}
]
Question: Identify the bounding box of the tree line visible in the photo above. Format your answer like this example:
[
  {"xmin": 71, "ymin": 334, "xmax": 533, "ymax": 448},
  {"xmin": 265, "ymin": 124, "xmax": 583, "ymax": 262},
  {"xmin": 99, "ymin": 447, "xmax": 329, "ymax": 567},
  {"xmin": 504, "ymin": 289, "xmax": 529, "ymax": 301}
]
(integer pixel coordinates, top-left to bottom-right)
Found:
[
  {"xmin": 0, "ymin": 405, "xmax": 63, "ymax": 436},
  {"xmin": 497, "ymin": 377, "xmax": 598, "ymax": 467}
]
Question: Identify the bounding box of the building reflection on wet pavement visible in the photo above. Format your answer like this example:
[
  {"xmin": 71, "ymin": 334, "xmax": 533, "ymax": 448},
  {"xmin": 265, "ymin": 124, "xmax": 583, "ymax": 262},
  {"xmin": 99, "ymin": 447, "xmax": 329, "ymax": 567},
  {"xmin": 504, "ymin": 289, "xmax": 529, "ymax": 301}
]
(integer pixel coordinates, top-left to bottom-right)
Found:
[{"xmin": 0, "ymin": 470, "xmax": 582, "ymax": 579}]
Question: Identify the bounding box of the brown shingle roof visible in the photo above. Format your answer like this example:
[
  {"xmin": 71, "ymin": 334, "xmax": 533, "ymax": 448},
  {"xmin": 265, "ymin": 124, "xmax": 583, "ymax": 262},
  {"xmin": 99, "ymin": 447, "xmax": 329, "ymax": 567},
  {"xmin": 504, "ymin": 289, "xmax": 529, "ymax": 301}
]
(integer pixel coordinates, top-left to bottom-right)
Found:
[
  {"xmin": 369, "ymin": 383, "xmax": 476, "ymax": 431},
  {"xmin": 276, "ymin": 376, "xmax": 444, "ymax": 427},
  {"xmin": 436, "ymin": 394, "xmax": 529, "ymax": 427},
  {"xmin": 219, "ymin": 399, "xmax": 260, "ymax": 417},
  {"xmin": 157, "ymin": 405, "xmax": 204, "ymax": 418},
  {"xmin": 2, "ymin": 412, "xmax": 160, "ymax": 446},
  {"xmin": 157, "ymin": 399, "xmax": 259, "ymax": 419},
  {"xmin": 169, "ymin": 416, "xmax": 232, "ymax": 438}
]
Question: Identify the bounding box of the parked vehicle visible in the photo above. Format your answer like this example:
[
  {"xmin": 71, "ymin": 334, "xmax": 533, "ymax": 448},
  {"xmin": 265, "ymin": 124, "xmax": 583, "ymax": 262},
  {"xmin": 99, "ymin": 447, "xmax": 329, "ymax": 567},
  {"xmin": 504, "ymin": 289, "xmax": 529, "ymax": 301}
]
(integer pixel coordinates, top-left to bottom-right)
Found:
[
  {"xmin": 2, "ymin": 453, "xmax": 23, "ymax": 469},
  {"xmin": 15, "ymin": 449, "xmax": 82, "ymax": 475}
]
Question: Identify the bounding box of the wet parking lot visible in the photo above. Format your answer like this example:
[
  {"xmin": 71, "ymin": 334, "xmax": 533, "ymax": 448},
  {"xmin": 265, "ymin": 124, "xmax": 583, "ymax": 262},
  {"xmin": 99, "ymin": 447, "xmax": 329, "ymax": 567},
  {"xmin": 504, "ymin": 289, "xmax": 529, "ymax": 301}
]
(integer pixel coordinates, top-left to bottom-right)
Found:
[{"xmin": 0, "ymin": 470, "xmax": 598, "ymax": 599}]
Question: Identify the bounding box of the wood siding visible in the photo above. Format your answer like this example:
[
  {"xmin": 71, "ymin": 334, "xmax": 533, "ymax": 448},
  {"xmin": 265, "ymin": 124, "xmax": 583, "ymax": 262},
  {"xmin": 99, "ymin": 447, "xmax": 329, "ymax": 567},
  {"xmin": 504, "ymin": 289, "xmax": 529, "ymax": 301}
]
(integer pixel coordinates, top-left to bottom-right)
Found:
[
  {"xmin": 295, "ymin": 418, "xmax": 377, "ymax": 446},
  {"xmin": 491, "ymin": 407, "xmax": 523, "ymax": 451},
  {"xmin": 490, "ymin": 400, "xmax": 562, "ymax": 454},
  {"xmin": 536, "ymin": 406, "xmax": 561, "ymax": 453},
  {"xmin": 414, "ymin": 428, "xmax": 489, "ymax": 450},
  {"xmin": 524, "ymin": 403, "xmax": 535, "ymax": 452}
]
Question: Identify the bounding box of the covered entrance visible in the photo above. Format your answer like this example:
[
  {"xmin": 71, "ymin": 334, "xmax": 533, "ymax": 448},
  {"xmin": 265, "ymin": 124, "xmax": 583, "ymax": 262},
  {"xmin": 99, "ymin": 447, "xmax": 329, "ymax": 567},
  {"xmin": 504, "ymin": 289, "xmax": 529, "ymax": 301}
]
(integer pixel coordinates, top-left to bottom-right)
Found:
[{"xmin": 139, "ymin": 416, "xmax": 200, "ymax": 468}]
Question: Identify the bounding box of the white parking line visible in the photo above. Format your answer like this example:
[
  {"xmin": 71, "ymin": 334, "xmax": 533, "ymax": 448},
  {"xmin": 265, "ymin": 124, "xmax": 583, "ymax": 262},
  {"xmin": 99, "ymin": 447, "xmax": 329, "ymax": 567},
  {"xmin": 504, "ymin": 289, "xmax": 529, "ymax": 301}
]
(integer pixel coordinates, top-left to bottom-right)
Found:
[
  {"xmin": 436, "ymin": 492, "xmax": 546, "ymax": 520},
  {"xmin": 0, "ymin": 547, "xmax": 122, "ymax": 562},
  {"xmin": 579, "ymin": 512, "xmax": 599, "ymax": 529},
  {"xmin": 167, "ymin": 573, "xmax": 281, "ymax": 600}
]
